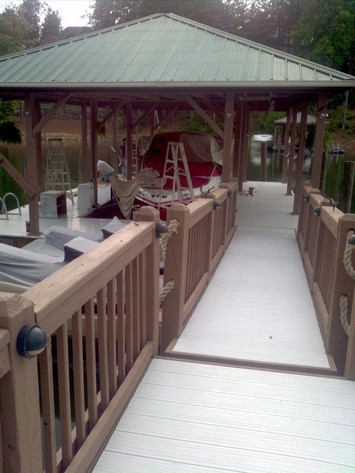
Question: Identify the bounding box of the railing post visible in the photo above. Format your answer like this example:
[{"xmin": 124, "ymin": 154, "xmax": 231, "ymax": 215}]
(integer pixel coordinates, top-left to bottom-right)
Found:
[
  {"xmin": 161, "ymin": 204, "xmax": 190, "ymax": 352},
  {"xmin": 345, "ymin": 285, "xmax": 355, "ymax": 380},
  {"xmin": 133, "ymin": 206, "xmax": 160, "ymax": 355},
  {"xmin": 326, "ymin": 215, "xmax": 355, "ymax": 374},
  {"xmin": 0, "ymin": 294, "xmax": 43, "ymax": 473}
]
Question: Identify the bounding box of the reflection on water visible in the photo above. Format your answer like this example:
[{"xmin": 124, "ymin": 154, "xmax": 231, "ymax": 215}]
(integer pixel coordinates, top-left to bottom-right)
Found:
[
  {"xmin": 248, "ymin": 147, "xmax": 312, "ymax": 182},
  {"xmin": 248, "ymin": 147, "xmax": 355, "ymax": 212}
]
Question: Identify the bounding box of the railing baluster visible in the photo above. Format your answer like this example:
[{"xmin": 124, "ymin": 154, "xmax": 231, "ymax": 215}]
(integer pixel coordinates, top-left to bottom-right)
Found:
[{"xmin": 107, "ymin": 279, "xmax": 117, "ymax": 398}]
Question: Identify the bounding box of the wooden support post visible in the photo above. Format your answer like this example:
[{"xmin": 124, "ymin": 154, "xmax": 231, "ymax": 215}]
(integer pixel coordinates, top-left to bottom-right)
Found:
[
  {"xmin": 326, "ymin": 215, "xmax": 355, "ymax": 374},
  {"xmin": 311, "ymin": 94, "xmax": 328, "ymax": 189},
  {"xmin": 24, "ymin": 93, "xmax": 41, "ymax": 236},
  {"xmin": 260, "ymin": 142, "xmax": 267, "ymax": 181},
  {"xmin": 221, "ymin": 93, "xmax": 234, "ymax": 182},
  {"xmin": 0, "ymin": 294, "xmax": 43, "ymax": 473},
  {"xmin": 161, "ymin": 204, "xmax": 190, "ymax": 352},
  {"xmin": 293, "ymin": 104, "xmax": 308, "ymax": 214},
  {"xmin": 282, "ymin": 109, "xmax": 292, "ymax": 183},
  {"xmin": 342, "ymin": 161, "xmax": 355, "ymax": 213},
  {"xmin": 81, "ymin": 102, "xmax": 89, "ymax": 183},
  {"xmin": 242, "ymin": 106, "xmax": 250, "ymax": 184},
  {"xmin": 90, "ymin": 100, "xmax": 98, "ymax": 205},
  {"xmin": 287, "ymin": 107, "xmax": 298, "ymax": 195},
  {"xmin": 126, "ymin": 103, "xmax": 133, "ymax": 180},
  {"xmin": 233, "ymin": 99, "xmax": 243, "ymax": 178},
  {"xmin": 237, "ymin": 101, "xmax": 246, "ymax": 192},
  {"xmin": 133, "ymin": 206, "xmax": 160, "ymax": 355}
]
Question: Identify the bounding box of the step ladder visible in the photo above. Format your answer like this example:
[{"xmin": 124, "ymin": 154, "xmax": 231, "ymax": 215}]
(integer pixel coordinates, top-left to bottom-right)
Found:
[
  {"xmin": 158, "ymin": 141, "xmax": 195, "ymax": 211},
  {"xmin": 45, "ymin": 138, "xmax": 74, "ymax": 203},
  {"xmin": 131, "ymin": 139, "xmax": 138, "ymax": 177}
]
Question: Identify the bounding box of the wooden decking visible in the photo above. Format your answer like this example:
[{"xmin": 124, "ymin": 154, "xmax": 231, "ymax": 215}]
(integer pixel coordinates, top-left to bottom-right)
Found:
[
  {"xmin": 94, "ymin": 358, "xmax": 355, "ymax": 472},
  {"xmin": 93, "ymin": 182, "xmax": 355, "ymax": 473},
  {"xmin": 172, "ymin": 181, "xmax": 331, "ymax": 370}
]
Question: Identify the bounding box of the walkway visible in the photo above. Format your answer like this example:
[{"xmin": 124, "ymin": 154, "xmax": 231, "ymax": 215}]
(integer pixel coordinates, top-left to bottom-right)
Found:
[
  {"xmin": 172, "ymin": 181, "xmax": 330, "ymax": 369},
  {"xmin": 94, "ymin": 357, "xmax": 355, "ymax": 472},
  {"xmin": 93, "ymin": 182, "xmax": 355, "ymax": 473}
]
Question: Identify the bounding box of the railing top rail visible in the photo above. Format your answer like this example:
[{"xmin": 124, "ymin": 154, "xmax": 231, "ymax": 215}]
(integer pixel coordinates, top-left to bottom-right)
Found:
[
  {"xmin": 169, "ymin": 199, "xmax": 212, "ymax": 229},
  {"xmin": 23, "ymin": 220, "xmax": 154, "ymax": 334},
  {"xmin": 0, "ymin": 328, "xmax": 10, "ymax": 351},
  {"xmin": 320, "ymin": 205, "xmax": 345, "ymax": 238}
]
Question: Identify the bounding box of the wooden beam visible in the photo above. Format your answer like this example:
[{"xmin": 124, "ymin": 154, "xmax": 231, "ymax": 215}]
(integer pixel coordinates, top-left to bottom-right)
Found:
[
  {"xmin": 221, "ymin": 92, "xmax": 234, "ymax": 182},
  {"xmin": 0, "ymin": 153, "xmax": 40, "ymax": 198},
  {"xmin": 24, "ymin": 93, "xmax": 41, "ymax": 235},
  {"xmin": 287, "ymin": 107, "xmax": 298, "ymax": 195},
  {"xmin": 81, "ymin": 102, "xmax": 89, "ymax": 183},
  {"xmin": 126, "ymin": 103, "xmax": 133, "ymax": 180},
  {"xmin": 90, "ymin": 100, "xmax": 98, "ymax": 205},
  {"xmin": 282, "ymin": 108, "xmax": 292, "ymax": 183},
  {"xmin": 311, "ymin": 94, "xmax": 328, "ymax": 189},
  {"xmin": 293, "ymin": 103, "xmax": 308, "ymax": 214},
  {"xmin": 233, "ymin": 99, "xmax": 243, "ymax": 178},
  {"xmin": 153, "ymin": 106, "xmax": 179, "ymax": 130},
  {"xmin": 32, "ymin": 93, "xmax": 71, "ymax": 135},
  {"xmin": 181, "ymin": 93, "xmax": 224, "ymax": 139},
  {"xmin": 96, "ymin": 102, "xmax": 126, "ymax": 133},
  {"xmin": 132, "ymin": 103, "xmax": 158, "ymax": 130}
]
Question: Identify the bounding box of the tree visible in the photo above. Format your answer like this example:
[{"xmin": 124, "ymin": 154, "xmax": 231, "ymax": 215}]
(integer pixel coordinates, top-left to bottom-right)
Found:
[
  {"xmin": 291, "ymin": 0, "xmax": 355, "ymax": 73},
  {"xmin": 0, "ymin": 101, "xmax": 21, "ymax": 144},
  {"xmin": 88, "ymin": 0, "xmax": 240, "ymax": 32},
  {"xmin": 0, "ymin": 0, "xmax": 63, "ymax": 54},
  {"xmin": 40, "ymin": 7, "xmax": 62, "ymax": 44}
]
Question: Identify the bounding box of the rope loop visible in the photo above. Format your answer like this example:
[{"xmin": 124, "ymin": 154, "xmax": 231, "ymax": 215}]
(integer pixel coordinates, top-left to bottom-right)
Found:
[
  {"xmin": 339, "ymin": 294, "xmax": 351, "ymax": 336},
  {"xmin": 159, "ymin": 280, "xmax": 175, "ymax": 306},
  {"xmin": 343, "ymin": 230, "xmax": 355, "ymax": 280},
  {"xmin": 159, "ymin": 218, "xmax": 179, "ymax": 262}
]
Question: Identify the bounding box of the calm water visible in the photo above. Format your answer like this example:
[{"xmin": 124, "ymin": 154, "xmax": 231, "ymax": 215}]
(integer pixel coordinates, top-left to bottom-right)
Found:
[
  {"xmin": 248, "ymin": 146, "xmax": 355, "ymax": 213},
  {"xmin": 1, "ymin": 141, "xmax": 354, "ymax": 212}
]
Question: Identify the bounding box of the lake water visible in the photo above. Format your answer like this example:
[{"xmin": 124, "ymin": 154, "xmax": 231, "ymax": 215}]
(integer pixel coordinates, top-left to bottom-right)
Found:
[
  {"xmin": 248, "ymin": 147, "xmax": 355, "ymax": 213},
  {"xmin": 1, "ymin": 141, "xmax": 354, "ymax": 212}
]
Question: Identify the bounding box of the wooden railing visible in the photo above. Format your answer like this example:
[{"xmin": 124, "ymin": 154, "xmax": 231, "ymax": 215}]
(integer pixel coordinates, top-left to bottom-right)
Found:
[
  {"xmin": 0, "ymin": 206, "xmax": 160, "ymax": 473},
  {"xmin": 297, "ymin": 184, "xmax": 355, "ymax": 379},
  {"xmin": 161, "ymin": 180, "xmax": 238, "ymax": 351}
]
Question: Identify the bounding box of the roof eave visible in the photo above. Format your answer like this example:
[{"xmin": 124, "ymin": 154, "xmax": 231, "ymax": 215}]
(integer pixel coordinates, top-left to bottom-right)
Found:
[{"xmin": 0, "ymin": 80, "xmax": 354, "ymax": 90}]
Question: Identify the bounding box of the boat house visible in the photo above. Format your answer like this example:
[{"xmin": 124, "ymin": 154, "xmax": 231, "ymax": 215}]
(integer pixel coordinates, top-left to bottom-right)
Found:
[{"xmin": 0, "ymin": 13, "xmax": 355, "ymax": 473}]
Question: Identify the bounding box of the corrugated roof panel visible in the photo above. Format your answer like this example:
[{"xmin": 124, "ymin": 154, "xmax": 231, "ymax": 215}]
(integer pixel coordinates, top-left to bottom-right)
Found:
[
  {"xmin": 273, "ymin": 56, "xmax": 287, "ymax": 81},
  {"xmin": 228, "ymin": 43, "xmax": 249, "ymax": 81},
  {"xmin": 244, "ymin": 47, "xmax": 263, "ymax": 81},
  {"xmin": 0, "ymin": 13, "xmax": 353, "ymax": 87},
  {"xmin": 214, "ymin": 38, "xmax": 240, "ymax": 81},
  {"xmin": 259, "ymin": 51, "xmax": 274, "ymax": 81}
]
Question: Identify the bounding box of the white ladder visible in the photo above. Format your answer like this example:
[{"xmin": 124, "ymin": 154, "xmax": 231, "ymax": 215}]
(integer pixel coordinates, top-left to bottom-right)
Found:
[
  {"xmin": 132, "ymin": 139, "xmax": 138, "ymax": 177},
  {"xmin": 158, "ymin": 141, "xmax": 195, "ymax": 211},
  {"xmin": 45, "ymin": 138, "xmax": 74, "ymax": 203}
]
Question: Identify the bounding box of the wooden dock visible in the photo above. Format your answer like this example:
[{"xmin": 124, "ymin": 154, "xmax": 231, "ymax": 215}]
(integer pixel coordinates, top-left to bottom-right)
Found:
[{"xmin": 93, "ymin": 182, "xmax": 355, "ymax": 472}]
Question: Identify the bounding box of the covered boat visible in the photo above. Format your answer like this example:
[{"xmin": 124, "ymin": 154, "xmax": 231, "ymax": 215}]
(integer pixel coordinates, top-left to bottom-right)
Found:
[{"xmin": 135, "ymin": 131, "xmax": 223, "ymax": 218}]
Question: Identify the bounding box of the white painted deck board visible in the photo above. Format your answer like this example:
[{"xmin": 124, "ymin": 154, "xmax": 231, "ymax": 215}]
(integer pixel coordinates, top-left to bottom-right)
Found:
[
  {"xmin": 173, "ymin": 182, "xmax": 330, "ymax": 368},
  {"xmin": 0, "ymin": 185, "xmax": 112, "ymax": 239},
  {"xmin": 93, "ymin": 358, "xmax": 355, "ymax": 473}
]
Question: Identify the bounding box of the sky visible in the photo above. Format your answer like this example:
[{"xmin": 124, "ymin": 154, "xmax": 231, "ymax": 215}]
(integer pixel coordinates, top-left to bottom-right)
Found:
[{"xmin": 0, "ymin": 0, "xmax": 93, "ymax": 28}]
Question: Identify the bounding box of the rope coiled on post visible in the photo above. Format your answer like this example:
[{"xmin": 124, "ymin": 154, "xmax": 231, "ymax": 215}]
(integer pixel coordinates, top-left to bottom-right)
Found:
[
  {"xmin": 159, "ymin": 218, "xmax": 179, "ymax": 262},
  {"xmin": 340, "ymin": 294, "xmax": 350, "ymax": 336},
  {"xmin": 159, "ymin": 280, "xmax": 175, "ymax": 306},
  {"xmin": 343, "ymin": 230, "xmax": 355, "ymax": 280}
]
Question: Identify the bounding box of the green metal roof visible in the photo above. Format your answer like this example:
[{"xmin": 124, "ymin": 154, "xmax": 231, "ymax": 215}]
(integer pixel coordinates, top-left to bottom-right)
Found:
[{"xmin": 0, "ymin": 13, "xmax": 354, "ymax": 89}]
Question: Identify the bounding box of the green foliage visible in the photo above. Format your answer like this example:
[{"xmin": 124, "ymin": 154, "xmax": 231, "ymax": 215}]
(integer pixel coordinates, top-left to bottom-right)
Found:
[
  {"xmin": 0, "ymin": 0, "xmax": 62, "ymax": 55},
  {"xmin": 249, "ymin": 111, "xmax": 284, "ymax": 134},
  {"xmin": 0, "ymin": 101, "xmax": 22, "ymax": 144},
  {"xmin": 179, "ymin": 114, "xmax": 223, "ymax": 136},
  {"xmin": 291, "ymin": 0, "xmax": 355, "ymax": 73},
  {"xmin": 0, "ymin": 149, "xmax": 26, "ymax": 208}
]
